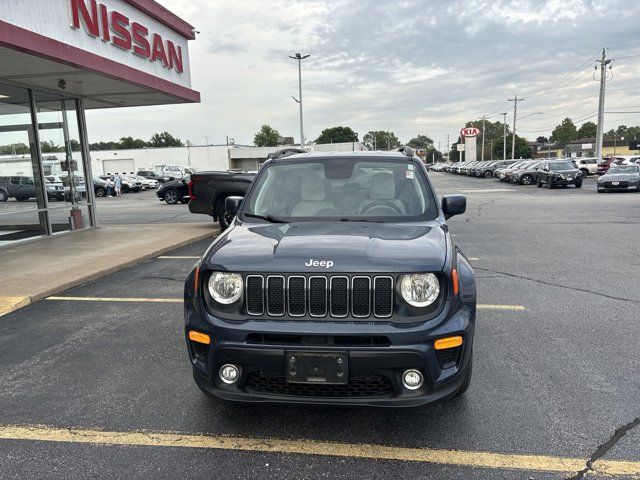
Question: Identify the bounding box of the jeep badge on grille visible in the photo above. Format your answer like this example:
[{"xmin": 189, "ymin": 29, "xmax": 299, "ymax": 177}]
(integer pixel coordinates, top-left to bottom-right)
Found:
[{"xmin": 305, "ymin": 259, "xmax": 334, "ymax": 268}]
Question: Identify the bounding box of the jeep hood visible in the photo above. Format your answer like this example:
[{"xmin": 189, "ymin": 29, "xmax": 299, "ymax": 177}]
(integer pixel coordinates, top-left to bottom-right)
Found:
[{"xmin": 205, "ymin": 221, "xmax": 448, "ymax": 273}]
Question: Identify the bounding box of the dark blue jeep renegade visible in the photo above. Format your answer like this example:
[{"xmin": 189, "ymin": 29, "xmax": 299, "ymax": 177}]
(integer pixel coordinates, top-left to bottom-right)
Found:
[{"xmin": 184, "ymin": 149, "xmax": 476, "ymax": 407}]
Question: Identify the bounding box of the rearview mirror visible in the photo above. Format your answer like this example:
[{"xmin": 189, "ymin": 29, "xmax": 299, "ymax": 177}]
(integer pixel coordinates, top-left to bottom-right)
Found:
[
  {"xmin": 225, "ymin": 196, "xmax": 243, "ymax": 217},
  {"xmin": 442, "ymin": 195, "xmax": 466, "ymax": 220}
]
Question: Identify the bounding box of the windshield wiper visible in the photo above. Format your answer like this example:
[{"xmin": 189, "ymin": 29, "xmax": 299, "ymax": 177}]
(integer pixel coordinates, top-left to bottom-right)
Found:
[
  {"xmin": 339, "ymin": 218, "xmax": 383, "ymax": 223},
  {"xmin": 243, "ymin": 213, "xmax": 289, "ymax": 224}
]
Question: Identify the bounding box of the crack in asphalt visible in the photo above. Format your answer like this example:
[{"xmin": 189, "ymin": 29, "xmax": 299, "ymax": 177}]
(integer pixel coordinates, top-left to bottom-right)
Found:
[
  {"xmin": 475, "ymin": 267, "xmax": 640, "ymax": 304},
  {"xmin": 566, "ymin": 416, "xmax": 640, "ymax": 479}
]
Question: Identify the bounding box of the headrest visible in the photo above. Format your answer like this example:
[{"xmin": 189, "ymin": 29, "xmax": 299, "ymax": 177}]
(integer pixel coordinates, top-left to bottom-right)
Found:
[
  {"xmin": 301, "ymin": 175, "xmax": 325, "ymax": 201},
  {"xmin": 370, "ymin": 172, "xmax": 395, "ymax": 200}
]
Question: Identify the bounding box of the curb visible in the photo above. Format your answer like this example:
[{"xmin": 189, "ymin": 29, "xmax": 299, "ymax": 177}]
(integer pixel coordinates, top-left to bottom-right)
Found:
[{"xmin": 0, "ymin": 228, "xmax": 217, "ymax": 317}]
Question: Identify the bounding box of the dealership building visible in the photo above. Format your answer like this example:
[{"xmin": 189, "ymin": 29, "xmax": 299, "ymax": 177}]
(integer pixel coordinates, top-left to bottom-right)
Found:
[{"xmin": 0, "ymin": 0, "xmax": 199, "ymax": 246}]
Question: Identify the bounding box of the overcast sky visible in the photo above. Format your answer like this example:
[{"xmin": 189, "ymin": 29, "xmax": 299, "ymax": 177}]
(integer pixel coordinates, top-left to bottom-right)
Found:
[{"xmin": 86, "ymin": 0, "xmax": 640, "ymax": 148}]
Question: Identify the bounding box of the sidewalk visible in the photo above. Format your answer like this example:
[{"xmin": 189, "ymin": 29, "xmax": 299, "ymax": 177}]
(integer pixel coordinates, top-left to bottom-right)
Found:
[{"xmin": 0, "ymin": 223, "xmax": 216, "ymax": 316}]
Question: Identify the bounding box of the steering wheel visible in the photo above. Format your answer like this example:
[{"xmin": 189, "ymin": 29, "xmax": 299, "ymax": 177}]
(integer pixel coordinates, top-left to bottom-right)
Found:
[{"xmin": 359, "ymin": 200, "xmax": 403, "ymax": 215}]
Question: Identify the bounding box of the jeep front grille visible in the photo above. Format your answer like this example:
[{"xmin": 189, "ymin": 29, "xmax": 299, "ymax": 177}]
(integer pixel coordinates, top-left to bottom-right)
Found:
[{"xmin": 245, "ymin": 274, "xmax": 394, "ymax": 319}]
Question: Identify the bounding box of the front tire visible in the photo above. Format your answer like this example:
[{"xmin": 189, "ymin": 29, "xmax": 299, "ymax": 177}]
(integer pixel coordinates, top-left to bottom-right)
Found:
[
  {"xmin": 547, "ymin": 179, "xmax": 553, "ymax": 189},
  {"xmin": 163, "ymin": 189, "xmax": 179, "ymax": 205},
  {"xmin": 574, "ymin": 180, "xmax": 582, "ymax": 188},
  {"xmin": 484, "ymin": 171, "xmax": 493, "ymax": 178},
  {"xmin": 520, "ymin": 174, "xmax": 533, "ymax": 185},
  {"xmin": 95, "ymin": 187, "xmax": 106, "ymax": 197},
  {"xmin": 580, "ymin": 169, "xmax": 589, "ymax": 178},
  {"xmin": 0, "ymin": 190, "xmax": 8, "ymax": 201}
]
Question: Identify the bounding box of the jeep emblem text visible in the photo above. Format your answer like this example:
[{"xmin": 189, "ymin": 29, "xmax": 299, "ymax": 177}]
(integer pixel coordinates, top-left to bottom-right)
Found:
[{"xmin": 305, "ymin": 258, "xmax": 334, "ymax": 269}]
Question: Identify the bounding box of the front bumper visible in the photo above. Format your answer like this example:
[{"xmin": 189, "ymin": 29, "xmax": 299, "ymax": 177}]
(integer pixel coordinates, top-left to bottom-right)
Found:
[{"xmin": 185, "ymin": 301, "xmax": 475, "ymax": 407}]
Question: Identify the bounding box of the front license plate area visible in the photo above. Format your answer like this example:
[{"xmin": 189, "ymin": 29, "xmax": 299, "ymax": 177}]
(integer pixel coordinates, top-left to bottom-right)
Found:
[{"xmin": 286, "ymin": 351, "xmax": 348, "ymax": 385}]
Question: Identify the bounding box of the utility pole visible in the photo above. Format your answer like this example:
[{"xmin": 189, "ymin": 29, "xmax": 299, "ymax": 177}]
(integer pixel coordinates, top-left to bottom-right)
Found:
[
  {"xmin": 507, "ymin": 97, "xmax": 524, "ymax": 160},
  {"xmin": 490, "ymin": 140, "xmax": 493, "ymax": 160},
  {"xmin": 595, "ymin": 48, "xmax": 612, "ymax": 161},
  {"xmin": 446, "ymin": 134, "xmax": 450, "ymax": 161},
  {"xmin": 289, "ymin": 53, "xmax": 310, "ymax": 148},
  {"xmin": 481, "ymin": 115, "xmax": 486, "ymax": 161},
  {"xmin": 501, "ymin": 113, "xmax": 507, "ymax": 160}
]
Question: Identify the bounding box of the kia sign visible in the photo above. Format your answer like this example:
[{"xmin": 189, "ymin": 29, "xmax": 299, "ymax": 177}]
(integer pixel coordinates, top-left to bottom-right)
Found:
[{"xmin": 461, "ymin": 127, "xmax": 481, "ymax": 137}]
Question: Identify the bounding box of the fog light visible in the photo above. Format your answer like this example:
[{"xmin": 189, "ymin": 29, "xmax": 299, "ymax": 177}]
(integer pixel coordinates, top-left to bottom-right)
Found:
[
  {"xmin": 402, "ymin": 369, "xmax": 423, "ymax": 390},
  {"xmin": 219, "ymin": 364, "xmax": 240, "ymax": 384}
]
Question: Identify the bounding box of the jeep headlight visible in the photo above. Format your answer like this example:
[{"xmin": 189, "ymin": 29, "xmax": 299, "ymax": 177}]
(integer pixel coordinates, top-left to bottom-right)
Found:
[
  {"xmin": 400, "ymin": 273, "xmax": 440, "ymax": 307},
  {"xmin": 208, "ymin": 272, "xmax": 243, "ymax": 304}
]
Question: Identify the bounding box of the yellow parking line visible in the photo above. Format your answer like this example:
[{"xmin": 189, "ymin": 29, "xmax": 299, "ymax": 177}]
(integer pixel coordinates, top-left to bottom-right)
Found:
[
  {"xmin": 157, "ymin": 255, "xmax": 200, "ymax": 259},
  {"xmin": 0, "ymin": 424, "xmax": 637, "ymax": 476},
  {"xmin": 478, "ymin": 304, "xmax": 526, "ymax": 311},
  {"xmin": 47, "ymin": 296, "xmax": 181, "ymax": 303},
  {"xmin": 46, "ymin": 297, "xmax": 525, "ymax": 311}
]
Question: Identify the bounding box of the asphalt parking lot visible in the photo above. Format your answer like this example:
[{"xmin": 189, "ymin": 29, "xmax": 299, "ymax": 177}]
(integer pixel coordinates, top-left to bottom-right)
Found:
[{"xmin": 0, "ymin": 173, "xmax": 639, "ymax": 479}]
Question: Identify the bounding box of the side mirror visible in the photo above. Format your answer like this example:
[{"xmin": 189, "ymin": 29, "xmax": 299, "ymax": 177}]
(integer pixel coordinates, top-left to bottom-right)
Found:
[
  {"xmin": 225, "ymin": 196, "xmax": 243, "ymax": 217},
  {"xmin": 442, "ymin": 195, "xmax": 466, "ymax": 220}
]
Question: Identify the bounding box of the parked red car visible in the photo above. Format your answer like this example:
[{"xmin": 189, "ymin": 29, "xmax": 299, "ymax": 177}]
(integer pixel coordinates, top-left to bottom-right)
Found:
[{"xmin": 597, "ymin": 157, "xmax": 625, "ymax": 175}]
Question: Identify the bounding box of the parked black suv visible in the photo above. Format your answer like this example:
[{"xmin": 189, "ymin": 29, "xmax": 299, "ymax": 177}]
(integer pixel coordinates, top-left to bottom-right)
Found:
[
  {"xmin": 0, "ymin": 176, "xmax": 36, "ymax": 201},
  {"xmin": 536, "ymin": 160, "xmax": 583, "ymax": 188},
  {"xmin": 184, "ymin": 150, "xmax": 476, "ymax": 407}
]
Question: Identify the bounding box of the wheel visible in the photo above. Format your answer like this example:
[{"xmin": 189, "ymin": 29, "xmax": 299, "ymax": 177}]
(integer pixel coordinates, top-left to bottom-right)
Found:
[
  {"xmin": 56, "ymin": 193, "xmax": 64, "ymax": 201},
  {"xmin": 580, "ymin": 169, "xmax": 589, "ymax": 178},
  {"xmin": 0, "ymin": 190, "xmax": 8, "ymax": 202},
  {"xmin": 215, "ymin": 201, "xmax": 233, "ymax": 231},
  {"xmin": 457, "ymin": 350, "xmax": 473, "ymax": 396},
  {"xmin": 574, "ymin": 180, "xmax": 582, "ymax": 188},
  {"xmin": 95, "ymin": 187, "xmax": 106, "ymax": 197},
  {"xmin": 484, "ymin": 171, "xmax": 493, "ymax": 179},
  {"xmin": 537, "ymin": 180, "xmax": 542, "ymax": 188},
  {"xmin": 598, "ymin": 189, "xmax": 605, "ymax": 193},
  {"xmin": 123, "ymin": 185, "xmax": 130, "ymax": 193},
  {"xmin": 546, "ymin": 179, "xmax": 553, "ymax": 189},
  {"xmin": 163, "ymin": 188, "xmax": 179, "ymax": 204},
  {"xmin": 520, "ymin": 174, "xmax": 533, "ymax": 185}
]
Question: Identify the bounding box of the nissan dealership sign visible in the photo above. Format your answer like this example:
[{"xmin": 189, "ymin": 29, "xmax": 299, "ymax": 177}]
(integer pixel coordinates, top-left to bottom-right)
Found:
[
  {"xmin": 70, "ymin": 0, "xmax": 184, "ymax": 73},
  {"xmin": 1, "ymin": 0, "xmax": 192, "ymax": 88}
]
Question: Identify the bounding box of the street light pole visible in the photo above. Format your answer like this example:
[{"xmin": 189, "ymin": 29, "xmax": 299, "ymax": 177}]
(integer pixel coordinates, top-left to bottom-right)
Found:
[
  {"xmin": 289, "ymin": 53, "xmax": 310, "ymax": 148},
  {"xmin": 501, "ymin": 113, "xmax": 507, "ymax": 160},
  {"xmin": 595, "ymin": 48, "xmax": 612, "ymax": 162},
  {"xmin": 481, "ymin": 115, "xmax": 486, "ymax": 161}
]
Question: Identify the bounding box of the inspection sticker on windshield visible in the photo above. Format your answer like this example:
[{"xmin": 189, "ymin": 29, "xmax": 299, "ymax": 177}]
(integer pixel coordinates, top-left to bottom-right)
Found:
[{"xmin": 406, "ymin": 169, "xmax": 414, "ymax": 179}]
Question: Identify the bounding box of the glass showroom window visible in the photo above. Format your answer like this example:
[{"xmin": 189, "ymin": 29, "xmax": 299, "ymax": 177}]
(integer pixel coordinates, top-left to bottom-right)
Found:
[
  {"xmin": 34, "ymin": 91, "xmax": 92, "ymax": 234},
  {"xmin": 0, "ymin": 84, "xmax": 48, "ymax": 245}
]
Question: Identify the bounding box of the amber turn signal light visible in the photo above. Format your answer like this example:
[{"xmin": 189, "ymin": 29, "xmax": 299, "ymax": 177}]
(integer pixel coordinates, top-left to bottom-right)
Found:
[
  {"xmin": 189, "ymin": 330, "xmax": 211, "ymax": 345},
  {"xmin": 434, "ymin": 336, "xmax": 463, "ymax": 350},
  {"xmin": 451, "ymin": 268, "xmax": 459, "ymax": 295}
]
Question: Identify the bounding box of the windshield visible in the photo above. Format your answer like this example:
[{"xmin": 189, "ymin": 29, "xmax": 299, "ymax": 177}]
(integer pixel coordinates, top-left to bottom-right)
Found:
[
  {"xmin": 549, "ymin": 162, "xmax": 574, "ymax": 171},
  {"xmin": 609, "ymin": 165, "xmax": 639, "ymax": 174},
  {"xmin": 243, "ymin": 158, "xmax": 437, "ymax": 222}
]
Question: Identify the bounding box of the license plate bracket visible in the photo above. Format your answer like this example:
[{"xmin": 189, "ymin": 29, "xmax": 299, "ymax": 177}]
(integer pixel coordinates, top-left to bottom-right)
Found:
[{"xmin": 286, "ymin": 351, "xmax": 348, "ymax": 385}]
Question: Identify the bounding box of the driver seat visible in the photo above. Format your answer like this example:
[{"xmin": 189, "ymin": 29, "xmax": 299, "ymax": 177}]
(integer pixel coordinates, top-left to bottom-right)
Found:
[
  {"xmin": 291, "ymin": 175, "xmax": 334, "ymax": 216},
  {"xmin": 358, "ymin": 172, "xmax": 405, "ymax": 215}
]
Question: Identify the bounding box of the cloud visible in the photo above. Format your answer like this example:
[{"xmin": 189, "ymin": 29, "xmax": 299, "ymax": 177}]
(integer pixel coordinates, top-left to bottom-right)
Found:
[{"xmin": 86, "ymin": 0, "xmax": 640, "ymax": 148}]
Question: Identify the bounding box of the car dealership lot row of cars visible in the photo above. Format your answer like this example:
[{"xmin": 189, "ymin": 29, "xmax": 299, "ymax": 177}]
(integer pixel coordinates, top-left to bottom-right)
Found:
[{"xmin": 428, "ymin": 156, "xmax": 640, "ymax": 192}]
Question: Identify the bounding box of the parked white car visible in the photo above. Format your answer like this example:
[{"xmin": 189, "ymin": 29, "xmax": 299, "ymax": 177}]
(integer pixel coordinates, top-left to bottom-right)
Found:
[
  {"xmin": 572, "ymin": 157, "xmax": 598, "ymax": 177},
  {"xmin": 621, "ymin": 156, "xmax": 640, "ymax": 166},
  {"xmin": 132, "ymin": 175, "xmax": 158, "ymax": 189}
]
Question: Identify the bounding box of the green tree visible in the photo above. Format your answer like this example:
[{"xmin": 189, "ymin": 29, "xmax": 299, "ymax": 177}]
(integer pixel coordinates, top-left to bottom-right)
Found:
[
  {"xmin": 576, "ymin": 121, "xmax": 597, "ymax": 139},
  {"xmin": 253, "ymin": 124, "xmax": 280, "ymax": 147},
  {"xmin": 492, "ymin": 135, "xmax": 532, "ymax": 160},
  {"xmin": 0, "ymin": 143, "xmax": 30, "ymax": 155},
  {"xmin": 362, "ymin": 131, "xmax": 401, "ymax": 150},
  {"xmin": 149, "ymin": 131, "xmax": 184, "ymax": 148},
  {"xmin": 69, "ymin": 139, "xmax": 81, "ymax": 151},
  {"xmin": 40, "ymin": 140, "xmax": 63, "ymax": 153},
  {"xmin": 120, "ymin": 136, "xmax": 149, "ymax": 149},
  {"xmin": 550, "ymin": 118, "xmax": 577, "ymax": 144},
  {"xmin": 536, "ymin": 136, "xmax": 548, "ymax": 144},
  {"xmin": 315, "ymin": 126, "xmax": 358, "ymax": 144},
  {"xmin": 407, "ymin": 135, "xmax": 434, "ymax": 149}
]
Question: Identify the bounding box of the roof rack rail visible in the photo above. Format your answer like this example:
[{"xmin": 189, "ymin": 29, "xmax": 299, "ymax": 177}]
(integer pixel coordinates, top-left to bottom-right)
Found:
[
  {"xmin": 266, "ymin": 147, "xmax": 306, "ymax": 160},
  {"xmin": 397, "ymin": 146, "xmax": 415, "ymax": 157}
]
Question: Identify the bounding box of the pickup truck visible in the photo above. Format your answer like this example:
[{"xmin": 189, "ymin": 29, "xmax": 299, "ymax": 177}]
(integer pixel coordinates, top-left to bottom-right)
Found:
[{"xmin": 188, "ymin": 170, "xmax": 256, "ymax": 230}]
